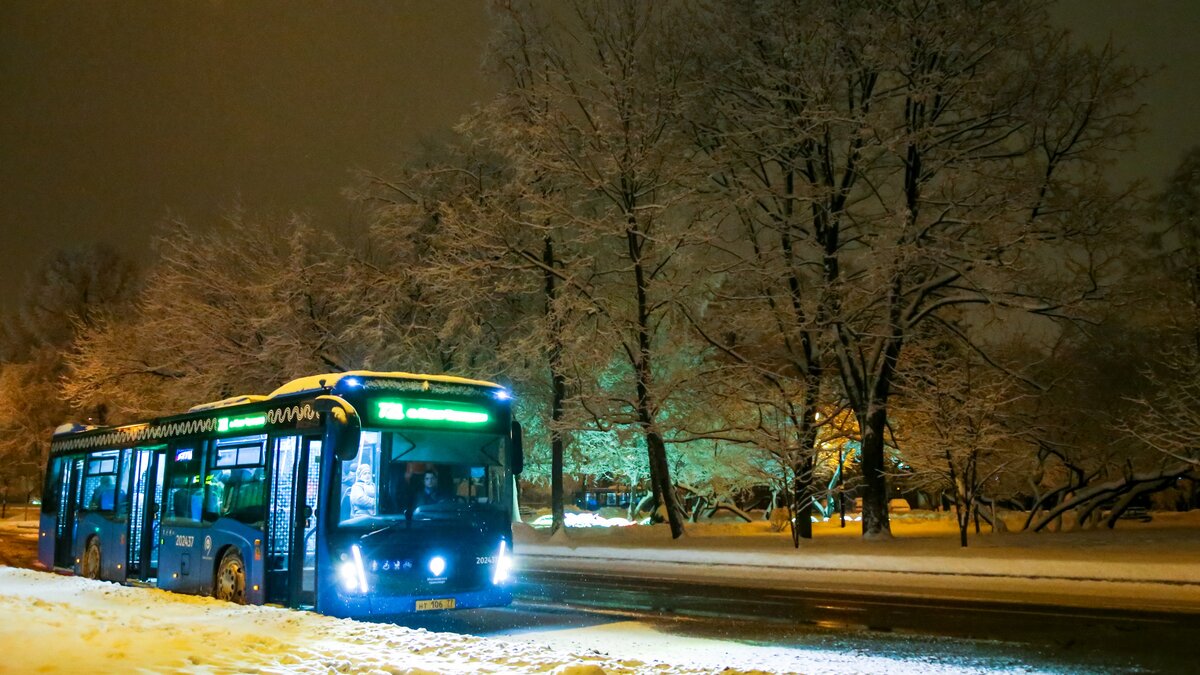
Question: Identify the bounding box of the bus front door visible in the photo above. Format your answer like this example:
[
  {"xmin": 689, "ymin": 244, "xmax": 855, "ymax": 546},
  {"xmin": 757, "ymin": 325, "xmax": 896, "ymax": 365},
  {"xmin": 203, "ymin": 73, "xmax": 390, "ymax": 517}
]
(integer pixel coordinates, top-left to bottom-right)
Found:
[
  {"xmin": 266, "ymin": 435, "xmax": 320, "ymax": 608},
  {"xmin": 295, "ymin": 438, "xmax": 321, "ymax": 608}
]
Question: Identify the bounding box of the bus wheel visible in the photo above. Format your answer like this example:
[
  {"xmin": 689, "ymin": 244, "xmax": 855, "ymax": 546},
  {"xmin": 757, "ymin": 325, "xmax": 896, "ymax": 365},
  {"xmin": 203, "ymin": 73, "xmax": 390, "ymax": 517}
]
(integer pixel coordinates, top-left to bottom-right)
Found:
[
  {"xmin": 81, "ymin": 538, "xmax": 101, "ymax": 579},
  {"xmin": 214, "ymin": 550, "xmax": 246, "ymax": 604}
]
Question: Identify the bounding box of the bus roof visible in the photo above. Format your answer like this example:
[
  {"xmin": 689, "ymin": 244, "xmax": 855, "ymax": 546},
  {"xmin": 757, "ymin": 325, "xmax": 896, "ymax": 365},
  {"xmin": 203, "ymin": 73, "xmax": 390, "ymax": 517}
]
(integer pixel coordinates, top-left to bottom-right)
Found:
[
  {"xmin": 50, "ymin": 371, "xmax": 507, "ymax": 453},
  {"xmin": 179, "ymin": 372, "xmax": 503, "ymax": 415},
  {"xmin": 266, "ymin": 371, "xmax": 502, "ymax": 398}
]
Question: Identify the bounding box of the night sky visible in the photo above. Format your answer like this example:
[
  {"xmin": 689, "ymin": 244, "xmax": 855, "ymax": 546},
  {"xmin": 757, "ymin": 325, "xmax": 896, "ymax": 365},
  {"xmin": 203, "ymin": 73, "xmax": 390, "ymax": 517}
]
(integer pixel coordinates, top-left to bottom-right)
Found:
[{"xmin": 0, "ymin": 1, "xmax": 1197, "ymax": 308}]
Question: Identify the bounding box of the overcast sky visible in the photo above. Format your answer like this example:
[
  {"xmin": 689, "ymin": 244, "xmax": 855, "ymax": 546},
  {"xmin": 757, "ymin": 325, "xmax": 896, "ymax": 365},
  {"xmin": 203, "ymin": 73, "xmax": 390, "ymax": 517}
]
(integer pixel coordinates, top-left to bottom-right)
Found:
[{"xmin": 1, "ymin": 1, "xmax": 1198, "ymax": 311}]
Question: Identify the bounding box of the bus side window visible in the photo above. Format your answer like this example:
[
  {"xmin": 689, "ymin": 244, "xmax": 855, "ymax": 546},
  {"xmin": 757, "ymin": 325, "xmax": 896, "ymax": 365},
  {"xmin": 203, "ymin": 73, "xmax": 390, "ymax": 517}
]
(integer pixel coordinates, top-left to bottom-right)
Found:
[
  {"xmin": 115, "ymin": 449, "xmax": 133, "ymax": 513},
  {"xmin": 205, "ymin": 468, "xmax": 265, "ymax": 525},
  {"xmin": 81, "ymin": 451, "xmax": 120, "ymax": 512},
  {"xmin": 87, "ymin": 477, "xmax": 117, "ymax": 510},
  {"xmin": 42, "ymin": 458, "xmax": 64, "ymax": 515},
  {"xmin": 206, "ymin": 437, "xmax": 265, "ymax": 525},
  {"xmin": 165, "ymin": 447, "xmax": 201, "ymax": 525},
  {"xmin": 202, "ymin": 472, "xmax": 225, "ymax": 522}
]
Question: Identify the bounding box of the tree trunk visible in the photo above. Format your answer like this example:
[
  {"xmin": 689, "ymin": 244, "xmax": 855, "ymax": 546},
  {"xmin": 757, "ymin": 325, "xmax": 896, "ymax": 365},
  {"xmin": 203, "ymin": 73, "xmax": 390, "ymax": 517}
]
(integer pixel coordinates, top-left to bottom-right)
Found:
[
  {"xmin": 627, "ymin": 220, "xmax": 685, "ymax": 538},
  {"xmin": 969, "ymin": 452, "xmax": 981, "ymax": 535},
  {"xmin": 792, "ymin": 396, "xmax": 820, "ymax": 542},
  {"xmin": 778, "ymin": 166, "xmax": 823, "ymax": 545},
  {"xmin": 850, "ymin": 282, "xmax": 903, "ymax": 539},
  {"xmin": 859, "ymin": 404, "xmax": 892, "ymax": 538},
  {"xmin": 791, "ymin": 452, "xmax": 815, "ymax": 545},
  {"xmin": 944, "ymin": 448, "xmax": 968, "ymax": 548},
  {"xmin": 644, "ymin": 424, "xmax": 685, "ymax": 537},
  {"xmin": 543, "ymin": 236, "xmax": 567, "ymax": 536}
]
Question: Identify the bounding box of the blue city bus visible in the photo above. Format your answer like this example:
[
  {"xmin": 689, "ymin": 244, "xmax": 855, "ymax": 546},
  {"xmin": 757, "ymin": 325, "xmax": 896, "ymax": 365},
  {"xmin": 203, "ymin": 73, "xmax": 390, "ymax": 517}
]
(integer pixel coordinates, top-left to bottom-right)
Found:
[{"xmin": 36, "ymin": 371, "xmax": 523, "ymax": 617}]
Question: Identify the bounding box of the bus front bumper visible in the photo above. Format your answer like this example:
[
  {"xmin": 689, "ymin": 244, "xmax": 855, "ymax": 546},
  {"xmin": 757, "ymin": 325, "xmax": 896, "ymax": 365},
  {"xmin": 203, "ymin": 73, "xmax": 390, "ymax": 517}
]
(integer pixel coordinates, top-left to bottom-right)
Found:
[{"xmin": 325, "ymin": 586, "xmax": 512, "ymax": 618}]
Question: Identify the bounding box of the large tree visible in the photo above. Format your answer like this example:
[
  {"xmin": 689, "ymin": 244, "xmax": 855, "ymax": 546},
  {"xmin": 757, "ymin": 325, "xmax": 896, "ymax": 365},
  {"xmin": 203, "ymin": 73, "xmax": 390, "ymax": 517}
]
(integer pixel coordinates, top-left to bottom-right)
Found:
[
  {"xmin": 478, "ymin": 0, "xmax": 711, "ymax": 538},
  {"xmin": 66, "ymin": 213, "xmax": 368, "ymax": 418},
  {"xmin": 1117, "ymin": 148, "xmax": 1200, "ymax": 495},
  {"xmin": 689, "ymin": 0, "xmax": 1142, "ymax": 537},
  {"xmin": 0, "ymin": 244, "xmax": 139, "ymax": 497}
]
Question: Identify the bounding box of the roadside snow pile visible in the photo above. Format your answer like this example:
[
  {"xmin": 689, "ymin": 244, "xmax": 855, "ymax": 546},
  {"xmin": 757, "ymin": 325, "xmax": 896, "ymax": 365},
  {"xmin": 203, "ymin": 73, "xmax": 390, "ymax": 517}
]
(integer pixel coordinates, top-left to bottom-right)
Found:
[
  {"xmin": 0, "ymin": 567, "xmax": 776, "ymax": 674},
  {"xmin": 530, "ymin": 512, "xmax": 637, "ymax": 529}
]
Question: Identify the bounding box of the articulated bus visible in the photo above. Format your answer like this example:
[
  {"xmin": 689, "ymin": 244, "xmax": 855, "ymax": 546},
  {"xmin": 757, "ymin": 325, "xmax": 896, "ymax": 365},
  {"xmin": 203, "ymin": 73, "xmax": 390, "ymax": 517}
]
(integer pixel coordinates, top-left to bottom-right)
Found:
[{"xmin": 36, "ymin": 371, "xmax": 523, "ymax": 617}]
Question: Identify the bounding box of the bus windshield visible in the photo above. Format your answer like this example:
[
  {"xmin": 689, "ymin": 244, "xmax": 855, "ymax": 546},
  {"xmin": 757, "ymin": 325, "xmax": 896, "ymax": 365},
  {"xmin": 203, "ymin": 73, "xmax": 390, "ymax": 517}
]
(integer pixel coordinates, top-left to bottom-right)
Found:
[{"xmin": 335, "ymin": 429, "xmax": 505, "ymax": 528}]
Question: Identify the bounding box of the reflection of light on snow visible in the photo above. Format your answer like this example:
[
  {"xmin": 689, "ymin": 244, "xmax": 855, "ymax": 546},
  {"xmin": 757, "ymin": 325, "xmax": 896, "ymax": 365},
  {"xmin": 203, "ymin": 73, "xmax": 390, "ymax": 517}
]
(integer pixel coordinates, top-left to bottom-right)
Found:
[
  {"xmin": 530, "ymin": 512, "xmax": 636, "ymax": 528},
  {"xmin": 506, "ymin": 620, "xmax": 1029, "ymax": 675},
  {"xmin": 806, "ymin": 515, "xmax": 859, "ymax": 522}
]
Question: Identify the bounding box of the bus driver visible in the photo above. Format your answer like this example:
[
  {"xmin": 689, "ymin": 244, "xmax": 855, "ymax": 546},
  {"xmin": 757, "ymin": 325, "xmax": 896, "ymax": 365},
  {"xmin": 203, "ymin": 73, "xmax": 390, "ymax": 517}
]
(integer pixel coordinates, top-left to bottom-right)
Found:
[{"xmin": 415, "ymin": 470, "xmax": 444, "ymax": 506}]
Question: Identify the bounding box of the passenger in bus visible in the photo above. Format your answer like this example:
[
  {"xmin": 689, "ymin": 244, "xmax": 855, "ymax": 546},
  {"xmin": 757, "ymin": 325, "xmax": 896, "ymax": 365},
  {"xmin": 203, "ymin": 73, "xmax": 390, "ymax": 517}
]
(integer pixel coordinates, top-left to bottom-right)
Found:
[
  {"xmin": 219, "ymin": 469, "xmax": 265, "ymax": 523},
  {"xmin": 349, "ymin": 464, "xmax": 376, "ymax": 517},
  {"xmin": 89, "ymin": 476, "xmax": 118, "ymax": 511},
  {"xmin": 414, "ymin": 470, "xmax": 445, "ymax": 506}
]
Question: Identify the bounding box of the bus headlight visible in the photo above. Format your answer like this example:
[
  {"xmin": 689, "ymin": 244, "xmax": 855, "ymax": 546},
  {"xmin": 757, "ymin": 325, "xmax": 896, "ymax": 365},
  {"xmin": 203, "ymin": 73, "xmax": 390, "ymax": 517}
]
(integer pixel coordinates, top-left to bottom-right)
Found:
[
  {"xmin": 492, "ymin": 540, "xmax": 513, "ymax": 585},
  {"xmin": 338, "ymin": 545, "xmax": 369, "ymax": 593}
]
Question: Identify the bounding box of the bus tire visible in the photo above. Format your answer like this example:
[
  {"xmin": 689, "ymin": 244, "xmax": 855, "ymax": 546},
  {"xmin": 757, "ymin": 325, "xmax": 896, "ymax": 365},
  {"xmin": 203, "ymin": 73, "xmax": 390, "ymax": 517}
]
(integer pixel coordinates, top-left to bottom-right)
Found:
[
  {"xmin": 213, "ymin": 549, "xmax": 246, "ymax": 604},
  {"xmin": 81, "ymin": 537, "xmax": 101, "ymax": 579}
]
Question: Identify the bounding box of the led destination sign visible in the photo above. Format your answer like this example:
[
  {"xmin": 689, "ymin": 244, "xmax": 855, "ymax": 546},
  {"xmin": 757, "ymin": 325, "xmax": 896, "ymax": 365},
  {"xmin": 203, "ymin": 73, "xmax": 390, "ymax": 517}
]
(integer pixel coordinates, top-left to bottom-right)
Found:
[
  {"xmin": 217, "ymin": 414, "xmax": 267, "ymax": 432},
  {"xmin": 376, "ymin": 401, "xmax": 490, "ymax": 426}
]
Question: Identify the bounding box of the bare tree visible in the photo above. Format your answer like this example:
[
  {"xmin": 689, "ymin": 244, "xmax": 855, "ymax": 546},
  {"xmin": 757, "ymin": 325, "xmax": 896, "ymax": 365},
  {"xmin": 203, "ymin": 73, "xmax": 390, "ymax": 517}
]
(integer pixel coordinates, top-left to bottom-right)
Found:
[
  {"xmin": 1109, "ymin": 149, "xmax": 1200, "ymax": 504},
  {"xmin": 13, "ymin": 244, "xmax": 140, "ymax": 356},
  {"xmin": 687, "ymin": 0, "xmax": 1143, "ymax": 538},
  {"xmin": 66, "ymin": 212, "xmax": 367, "ymax": 418},
  {"xmin": 0, "ymin": 244, "xmax": 139, "ymax": 496},
  {"xmin": 896, "ymin": 334, "xmax": 1032, "ymax": 546},
  {"xmin": 477, "ymin": 0, "xmax": 712, "ymax": 538}
]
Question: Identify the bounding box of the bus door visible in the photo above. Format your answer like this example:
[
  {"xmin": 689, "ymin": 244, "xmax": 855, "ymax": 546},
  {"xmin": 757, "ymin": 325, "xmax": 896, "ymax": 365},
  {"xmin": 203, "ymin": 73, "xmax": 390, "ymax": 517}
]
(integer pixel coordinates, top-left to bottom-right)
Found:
[
  {"xmin": 52, "ymin": 457, "xmax": 83, "ymax": 569},
  {"xmin": 147, "ymin": 449, "xmax": 166, "ymax": 577},
  {"xmin": 296, "ymin": 438, "xmax": 322, "ymax": 608},
  {"xmin": 266, "ymin": 435, "xmax": 321, "ymax": 607},
  {"xmin": 126, "ymin": 447, "xmax": 166, "ymax": 579}
]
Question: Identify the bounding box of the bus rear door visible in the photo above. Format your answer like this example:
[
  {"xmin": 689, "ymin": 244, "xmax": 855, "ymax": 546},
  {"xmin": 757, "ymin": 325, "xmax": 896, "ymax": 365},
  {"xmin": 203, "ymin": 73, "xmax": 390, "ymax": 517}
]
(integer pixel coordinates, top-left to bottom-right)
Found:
[
  {"xmin": 52, "ymin": 456, "xmax": 83, "ymax": 566},
  {"xmin": 52, "ymin": 457, "xmax": 83, "ymax": 569}
]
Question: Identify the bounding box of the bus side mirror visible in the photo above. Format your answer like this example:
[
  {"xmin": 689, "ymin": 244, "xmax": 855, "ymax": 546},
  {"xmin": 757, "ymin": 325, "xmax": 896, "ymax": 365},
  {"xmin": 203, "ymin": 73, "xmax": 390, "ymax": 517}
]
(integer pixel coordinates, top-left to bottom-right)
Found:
[
  {"xmin": 313, "ymin": 395, "xmax": 361, "ymax": 462},
  {"xmin": 509, "ymin": 421, "xmax": 524, "ymax": 475}
]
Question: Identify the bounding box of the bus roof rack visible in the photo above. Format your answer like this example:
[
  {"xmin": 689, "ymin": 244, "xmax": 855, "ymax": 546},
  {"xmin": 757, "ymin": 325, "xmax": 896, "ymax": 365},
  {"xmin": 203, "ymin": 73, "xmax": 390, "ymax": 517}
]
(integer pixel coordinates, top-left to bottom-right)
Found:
[
  {"xmin": 267, "ymin": 371, "xmax": 502, "ymax": 399},
  {"xmin": 53, "ymin": 422, "xmax": 100, "ymax": 436},
  {"xmin": 187, "ymin": 395, "xmax": 270, "ymax": 413}
]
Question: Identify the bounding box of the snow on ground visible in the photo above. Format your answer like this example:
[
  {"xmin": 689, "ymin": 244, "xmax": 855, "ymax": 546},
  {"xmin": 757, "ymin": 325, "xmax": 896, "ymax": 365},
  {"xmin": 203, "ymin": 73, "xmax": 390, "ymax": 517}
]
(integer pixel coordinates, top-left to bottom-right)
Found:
[
  {"xmin": 2, "ymin": 510, "xmax": 1197, "ymax": 673},
  {"xmin": 0, "ymin": 566, "xmax": 756, "ymax": 674},
  {"xmin": 516, "ymin": 510, "xmax": 1200, "ymax": 612},
  {"xmin": 0, "ymin": 566, "xmax": 1091, "ymax": 675}
]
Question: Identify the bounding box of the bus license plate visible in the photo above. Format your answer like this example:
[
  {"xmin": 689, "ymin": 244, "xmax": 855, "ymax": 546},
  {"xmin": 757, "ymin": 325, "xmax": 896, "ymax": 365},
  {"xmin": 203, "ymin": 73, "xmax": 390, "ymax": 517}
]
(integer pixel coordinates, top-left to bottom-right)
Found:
[{"xmin": 416, "ymin": 598, "xmax": 455, "ymax": 611}]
